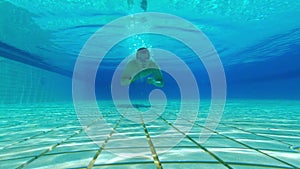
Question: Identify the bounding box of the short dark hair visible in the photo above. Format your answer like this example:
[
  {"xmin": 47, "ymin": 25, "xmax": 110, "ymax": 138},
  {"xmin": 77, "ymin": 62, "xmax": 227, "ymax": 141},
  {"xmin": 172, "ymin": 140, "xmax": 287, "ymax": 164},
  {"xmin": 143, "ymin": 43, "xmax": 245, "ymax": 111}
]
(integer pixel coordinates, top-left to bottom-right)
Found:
[
  {"xmin": 137, "ymin": 47, "xmax": 149, "ymax": 52},
  {"xmin": 136, "ymin": 47, "xmax": 150, "ymax": 58}
]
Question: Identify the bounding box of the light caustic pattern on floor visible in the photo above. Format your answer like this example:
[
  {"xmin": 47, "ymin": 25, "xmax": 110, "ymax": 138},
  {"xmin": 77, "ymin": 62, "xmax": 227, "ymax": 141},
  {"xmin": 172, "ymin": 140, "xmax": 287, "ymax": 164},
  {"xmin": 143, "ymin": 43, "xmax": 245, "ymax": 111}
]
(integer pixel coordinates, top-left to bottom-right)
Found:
[{"xmin": 0, "ymin": 100, "xmax": 299, "ymax": 169}]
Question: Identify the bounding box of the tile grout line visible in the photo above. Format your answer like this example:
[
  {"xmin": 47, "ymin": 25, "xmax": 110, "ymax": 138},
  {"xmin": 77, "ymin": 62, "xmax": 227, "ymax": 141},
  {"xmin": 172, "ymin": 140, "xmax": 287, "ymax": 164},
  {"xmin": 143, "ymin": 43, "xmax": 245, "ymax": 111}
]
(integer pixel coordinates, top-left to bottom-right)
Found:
[
  {"xmin": 140, "ymin": 113, "xmax": 163, "ymax": 169},
  {"xmin": 86, "ymin": 115, "xmax": 124, "ymax": 169},
  {"xmin": 71, "ymin": 161, "xmax": 293, "ymax": 169},
  {"xmin": 226, "ymin": 161, "xmax": 296, "ymax": 169},
  {"xmin": 220, "ymin": 122, "xmax": 299, "ymax": 147},
  {"xmin": 15, "ymin": 118, "xmax": 102, "ymax": 169},
  {"xmin": 158, "ymin": 115, "xmax": 233, "ymax": 169},
  {"xmin": 220, "ymin": 122, "xmax": 300, "ymax": 137},
  {"xmin": 76, "ymin": 162, "xmax": 216, "ymax": 169},
  {"xmin": 190, "ymin": 121, "xmax": 299, "ymax": 168},
  {"xmin": 2, "ymin": 149, "xmax": 97, "ymax": 163},
  {"xmin": 0, "ymin": 120, "xmax": 78, "ymax": 151}
]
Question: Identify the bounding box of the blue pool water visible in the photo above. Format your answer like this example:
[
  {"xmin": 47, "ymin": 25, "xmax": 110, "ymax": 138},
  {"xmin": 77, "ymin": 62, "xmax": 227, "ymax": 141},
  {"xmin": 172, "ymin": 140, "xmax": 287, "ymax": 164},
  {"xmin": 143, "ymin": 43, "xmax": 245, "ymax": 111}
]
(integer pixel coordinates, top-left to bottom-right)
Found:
[{"xmin": 0, "ymin": 1, "xmax": 300, "ymax": 169}]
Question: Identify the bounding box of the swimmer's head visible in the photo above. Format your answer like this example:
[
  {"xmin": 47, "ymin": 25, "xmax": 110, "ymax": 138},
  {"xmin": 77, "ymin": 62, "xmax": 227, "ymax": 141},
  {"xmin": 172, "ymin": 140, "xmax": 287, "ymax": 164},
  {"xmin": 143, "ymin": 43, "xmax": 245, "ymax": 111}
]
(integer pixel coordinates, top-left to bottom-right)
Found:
[{"xmin": 136, "ymin": 47, "xmax": 150, "ymax": 68}]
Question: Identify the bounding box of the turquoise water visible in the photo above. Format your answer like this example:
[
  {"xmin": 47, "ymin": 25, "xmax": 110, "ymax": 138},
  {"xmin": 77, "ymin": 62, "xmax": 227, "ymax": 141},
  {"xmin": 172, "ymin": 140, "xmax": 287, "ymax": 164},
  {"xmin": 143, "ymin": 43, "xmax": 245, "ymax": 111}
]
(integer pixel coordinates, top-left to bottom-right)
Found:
[{"xmin": 1, "ymin": 0, "xmax": 300, "ymax": 169}]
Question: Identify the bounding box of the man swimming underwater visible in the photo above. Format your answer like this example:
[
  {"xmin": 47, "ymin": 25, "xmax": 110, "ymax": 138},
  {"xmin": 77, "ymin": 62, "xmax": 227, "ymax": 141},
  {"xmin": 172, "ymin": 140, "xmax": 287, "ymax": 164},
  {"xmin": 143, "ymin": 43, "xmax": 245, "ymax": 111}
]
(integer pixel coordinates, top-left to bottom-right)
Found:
[{"xmin": 120, "ymin": 47, "xmax": 164, "ymax": 87}]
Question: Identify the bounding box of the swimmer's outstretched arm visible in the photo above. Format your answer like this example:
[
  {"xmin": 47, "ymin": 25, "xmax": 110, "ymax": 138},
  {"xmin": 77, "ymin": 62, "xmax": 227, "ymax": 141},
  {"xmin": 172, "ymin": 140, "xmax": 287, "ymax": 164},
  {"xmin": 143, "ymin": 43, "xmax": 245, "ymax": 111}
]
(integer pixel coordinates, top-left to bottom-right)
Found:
[
  {"xmin": 147, "ymin": 68, "xmax": 164, "ymax": 87},
  {"xmin": 120, "ymin": 61, "xmax": 135, "ymax": 86},
  {"xmin": 147, "ymin": 77, "xmax": 164, "ymax": 87}
]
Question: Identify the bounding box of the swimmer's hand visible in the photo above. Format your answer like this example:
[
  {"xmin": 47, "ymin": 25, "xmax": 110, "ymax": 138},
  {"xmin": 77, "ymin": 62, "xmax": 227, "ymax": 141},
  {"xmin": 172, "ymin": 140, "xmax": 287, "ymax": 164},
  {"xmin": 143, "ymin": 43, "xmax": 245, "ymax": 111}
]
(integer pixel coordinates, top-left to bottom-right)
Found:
[
  {"xmin": 147, "ymin": 77, "xmax": 154, "ymax": 84},
  {"xmin": 147, "ymin": 77, "xmax": 164, "ymax": 87}
]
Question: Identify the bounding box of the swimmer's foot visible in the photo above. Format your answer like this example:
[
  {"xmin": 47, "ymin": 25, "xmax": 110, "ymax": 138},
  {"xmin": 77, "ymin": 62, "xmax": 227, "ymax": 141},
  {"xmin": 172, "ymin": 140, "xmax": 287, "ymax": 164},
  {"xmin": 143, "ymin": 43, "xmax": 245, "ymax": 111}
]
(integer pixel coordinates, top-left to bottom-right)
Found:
[{"xmin": 140, "ymin": 0, "xmax": 147, "ymax": 11}]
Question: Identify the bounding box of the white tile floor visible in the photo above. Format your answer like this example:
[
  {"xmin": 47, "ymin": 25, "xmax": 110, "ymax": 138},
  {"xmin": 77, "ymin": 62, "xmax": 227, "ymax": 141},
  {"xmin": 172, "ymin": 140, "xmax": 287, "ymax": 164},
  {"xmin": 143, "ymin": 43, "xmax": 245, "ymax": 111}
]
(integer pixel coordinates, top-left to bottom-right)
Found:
[{"xmin": 0, "ymin": 100, "xmax": 299, "ymax": 169}]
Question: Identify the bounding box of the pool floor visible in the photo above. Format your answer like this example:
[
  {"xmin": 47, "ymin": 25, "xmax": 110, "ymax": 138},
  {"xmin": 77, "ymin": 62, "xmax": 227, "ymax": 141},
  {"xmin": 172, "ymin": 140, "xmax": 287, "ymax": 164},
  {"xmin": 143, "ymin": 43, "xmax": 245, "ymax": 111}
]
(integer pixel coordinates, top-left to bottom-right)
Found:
[{"xmin": 0, "ymin": 100, "xmax": 299, "ymax": 169}]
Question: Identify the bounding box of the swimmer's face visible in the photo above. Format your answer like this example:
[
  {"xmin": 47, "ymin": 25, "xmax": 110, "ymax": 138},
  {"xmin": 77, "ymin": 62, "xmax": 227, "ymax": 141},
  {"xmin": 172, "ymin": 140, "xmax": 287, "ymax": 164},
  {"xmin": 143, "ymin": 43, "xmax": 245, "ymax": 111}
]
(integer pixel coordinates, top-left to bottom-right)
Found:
[{"xmin": 136, "ymin": 49, "xmax": 150, "ymax": 68}]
